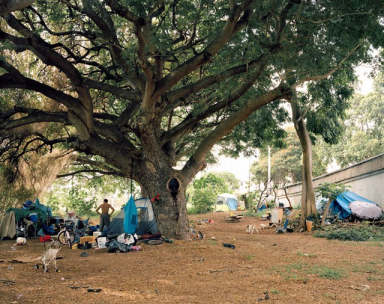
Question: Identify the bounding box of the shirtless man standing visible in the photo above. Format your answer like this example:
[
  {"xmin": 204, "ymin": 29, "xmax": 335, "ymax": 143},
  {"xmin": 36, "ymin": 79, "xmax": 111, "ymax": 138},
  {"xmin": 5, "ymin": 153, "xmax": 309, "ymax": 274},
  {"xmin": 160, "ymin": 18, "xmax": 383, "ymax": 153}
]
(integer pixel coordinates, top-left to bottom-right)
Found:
[{"xmin": 96, "ymin": 199, "xmax": 115, "ymax": 233}]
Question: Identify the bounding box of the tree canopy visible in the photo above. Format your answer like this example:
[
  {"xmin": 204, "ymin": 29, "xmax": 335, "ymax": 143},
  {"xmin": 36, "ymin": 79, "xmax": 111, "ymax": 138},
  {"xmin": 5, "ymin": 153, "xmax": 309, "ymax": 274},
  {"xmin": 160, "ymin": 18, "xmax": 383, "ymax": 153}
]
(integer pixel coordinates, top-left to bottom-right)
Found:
[
  {"xmin": 316, "ymin": 74, "xmax": 384, "ymax": 167},
  {"xmin": 1, "ymin": 0, "xmax": 384, "ymax": 237},
  {"xmin": 251, "ymin": 126, "xmax": 328, "ymax": 186}
]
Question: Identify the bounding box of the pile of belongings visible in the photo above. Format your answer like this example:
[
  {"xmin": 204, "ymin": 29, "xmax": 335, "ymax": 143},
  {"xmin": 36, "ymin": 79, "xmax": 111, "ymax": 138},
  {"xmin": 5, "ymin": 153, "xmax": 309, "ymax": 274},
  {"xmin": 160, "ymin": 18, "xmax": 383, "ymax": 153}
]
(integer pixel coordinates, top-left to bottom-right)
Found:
[{"xmin": 105, "ymin": 233, "xmax": 138, "ymax": 253}]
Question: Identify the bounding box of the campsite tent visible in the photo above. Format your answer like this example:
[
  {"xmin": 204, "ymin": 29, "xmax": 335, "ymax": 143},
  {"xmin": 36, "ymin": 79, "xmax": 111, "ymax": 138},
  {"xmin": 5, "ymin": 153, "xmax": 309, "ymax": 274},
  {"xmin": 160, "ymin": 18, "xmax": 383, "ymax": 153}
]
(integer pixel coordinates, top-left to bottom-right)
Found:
[
  {"xmin": 0, "ymin": 207, "xmax": 46, "ymax": 239},
  {"xmin": 0, "ymin": 199, "xmax": 54, "ymax": 239},
  {"xmin": 214, "ymin": 194, "xmax": 240, "ymax": 212},
  {"xmin": 328, "ymin": 191, "xmax": 377, "ymax": 219},
  {"xmin": 107, "ymin": 197, "xmax": 158, "ymax": 237}
]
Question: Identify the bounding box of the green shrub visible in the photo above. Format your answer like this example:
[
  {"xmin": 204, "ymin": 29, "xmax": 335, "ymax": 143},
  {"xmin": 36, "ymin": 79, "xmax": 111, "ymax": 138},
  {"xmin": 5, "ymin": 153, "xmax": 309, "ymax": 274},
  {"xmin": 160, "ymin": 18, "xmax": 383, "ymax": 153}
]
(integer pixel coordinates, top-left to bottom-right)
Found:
[{"xmin": 314, "ymin": 226, "xmax": 384, "ymax": 242}]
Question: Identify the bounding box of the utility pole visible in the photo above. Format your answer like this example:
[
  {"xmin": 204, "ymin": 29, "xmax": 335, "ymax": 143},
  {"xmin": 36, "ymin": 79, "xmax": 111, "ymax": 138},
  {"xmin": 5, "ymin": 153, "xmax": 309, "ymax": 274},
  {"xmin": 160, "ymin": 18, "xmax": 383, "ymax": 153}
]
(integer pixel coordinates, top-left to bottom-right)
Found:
[{"xmin": 268, "ymin": 146, "xmax": 271, "ymax": 194}]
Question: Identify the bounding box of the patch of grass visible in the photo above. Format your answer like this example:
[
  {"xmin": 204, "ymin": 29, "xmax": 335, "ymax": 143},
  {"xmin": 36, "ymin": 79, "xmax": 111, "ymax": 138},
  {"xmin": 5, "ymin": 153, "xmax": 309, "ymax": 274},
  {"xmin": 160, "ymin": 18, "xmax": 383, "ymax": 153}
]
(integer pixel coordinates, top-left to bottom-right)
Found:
[
  {"xmin": 314, "ymin": 226, "xmax": 384, "ymax": 242},
  {"xmin": 352, "ymin": 264, "xmax": 380, "ymax": 274},
  {"xmin": 322, "ymin": 293, "xmax": 337, "ymax": 300},
  {"xmin": 306, "ymin": 266, "xmax": 345, "ymax": 280},
  {"xmin": 270, "ymin": 289, "xmax": 279, "ymax": 295},
  {"xmin": 244, "ymin": 253, "xmax": 255, "ymax": 261},
  {"xmin": 285, "ymin": 262, "xmax": 304, "ymax": 271},
  {"xmin": 208, "ymin": 240, "xmax": 218, "ymax": 246},
  {"xmin": 297, "ymin": 251, "xmax": 317, "ymax": 257},
  {"xmin": 244, "ymin": 208, "xmax": 273, "ymax": 218},
  {"xmin": 243, "ymin": 210, "xmax": 259, "ymax": 217},
  {"xmin": 367, "ymin": 275, "xmax": 384, "ymax": 281},
  {"xmin": 276, "ymin": 262, "xmax": 346, "ymax": 282}
]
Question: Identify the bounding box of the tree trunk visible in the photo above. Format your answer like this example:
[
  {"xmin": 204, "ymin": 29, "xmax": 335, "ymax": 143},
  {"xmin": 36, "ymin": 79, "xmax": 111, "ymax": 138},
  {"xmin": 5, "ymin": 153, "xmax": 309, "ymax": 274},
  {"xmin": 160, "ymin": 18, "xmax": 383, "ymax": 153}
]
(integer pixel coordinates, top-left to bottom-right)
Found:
[
  {"xmin": 137, "ymin": 166, "xmax": 190, "ymax": 240},
  {"xmin": 321, "ymin": 198, "xmax": 332, "ymax": 227},
  {"xmin": 283, "ymin": 188, "xmax": 293, "ymax": 209},
  {"xmin": 290, "ymin": 101, "xmax": 317, "ymax": 230}
]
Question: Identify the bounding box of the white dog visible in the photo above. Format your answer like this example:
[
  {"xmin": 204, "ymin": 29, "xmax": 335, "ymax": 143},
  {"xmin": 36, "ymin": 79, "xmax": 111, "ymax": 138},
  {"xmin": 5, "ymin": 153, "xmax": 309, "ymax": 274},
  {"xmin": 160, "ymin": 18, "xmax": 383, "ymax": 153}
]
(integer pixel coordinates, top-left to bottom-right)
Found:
[{"xmin": 246, "ymin": 224, "xmax": 258, "ymax": 234}]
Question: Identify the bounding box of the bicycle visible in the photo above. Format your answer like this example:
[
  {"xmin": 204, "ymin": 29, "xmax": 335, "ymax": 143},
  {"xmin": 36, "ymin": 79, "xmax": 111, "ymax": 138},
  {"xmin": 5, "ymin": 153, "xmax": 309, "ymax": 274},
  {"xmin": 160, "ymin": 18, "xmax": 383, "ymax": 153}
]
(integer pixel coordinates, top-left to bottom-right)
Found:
[
  {"xmin": 57, "ymin": 221, "xmax": 75, "ymax": 248},
  {"xmin": 57, "ymin": 218, "xmax": 89, "ymax": 248}
]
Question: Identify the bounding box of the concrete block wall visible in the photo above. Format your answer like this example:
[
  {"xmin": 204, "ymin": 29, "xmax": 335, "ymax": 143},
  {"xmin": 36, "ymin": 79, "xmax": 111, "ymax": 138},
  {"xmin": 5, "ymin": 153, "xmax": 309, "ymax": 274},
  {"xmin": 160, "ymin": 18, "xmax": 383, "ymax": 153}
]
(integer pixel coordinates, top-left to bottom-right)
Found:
[{"xmin": 277, "ymin": 153, "xmax": 384, "ymax": 208}]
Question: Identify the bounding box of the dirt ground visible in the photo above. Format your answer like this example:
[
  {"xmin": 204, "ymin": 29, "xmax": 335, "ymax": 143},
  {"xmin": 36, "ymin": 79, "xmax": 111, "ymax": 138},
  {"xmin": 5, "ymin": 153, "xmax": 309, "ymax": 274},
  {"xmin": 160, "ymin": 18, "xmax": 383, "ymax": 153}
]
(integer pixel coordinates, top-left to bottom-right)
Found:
[{"xmin": 1, "ymin": 211, "xmax": 383, "ymax": 304}]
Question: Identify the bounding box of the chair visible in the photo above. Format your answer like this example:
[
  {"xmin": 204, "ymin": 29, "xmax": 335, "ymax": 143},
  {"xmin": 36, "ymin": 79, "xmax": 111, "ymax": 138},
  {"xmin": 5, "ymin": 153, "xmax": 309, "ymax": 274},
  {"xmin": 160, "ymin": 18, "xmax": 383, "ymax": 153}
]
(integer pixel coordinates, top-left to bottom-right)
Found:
[{"xmin": 275, "ymin": 219, "xmax": 290, "ymax": 233}]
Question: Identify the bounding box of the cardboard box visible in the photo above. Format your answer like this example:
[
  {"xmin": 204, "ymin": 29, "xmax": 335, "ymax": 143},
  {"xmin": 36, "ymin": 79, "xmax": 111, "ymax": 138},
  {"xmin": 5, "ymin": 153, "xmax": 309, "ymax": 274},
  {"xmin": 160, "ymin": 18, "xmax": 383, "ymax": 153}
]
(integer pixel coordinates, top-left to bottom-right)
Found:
[{"xmin": 79, "ymin": 236, "xmax": 95, "ymax": 244}]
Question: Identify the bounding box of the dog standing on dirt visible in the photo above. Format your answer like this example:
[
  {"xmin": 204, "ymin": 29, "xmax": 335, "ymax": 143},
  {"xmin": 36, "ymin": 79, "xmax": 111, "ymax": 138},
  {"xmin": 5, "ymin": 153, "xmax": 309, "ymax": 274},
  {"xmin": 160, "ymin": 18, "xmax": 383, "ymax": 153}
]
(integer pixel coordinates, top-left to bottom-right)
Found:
[{"xmin": 246, "ymin": 224, "xmax": 258, "ymax": 234}]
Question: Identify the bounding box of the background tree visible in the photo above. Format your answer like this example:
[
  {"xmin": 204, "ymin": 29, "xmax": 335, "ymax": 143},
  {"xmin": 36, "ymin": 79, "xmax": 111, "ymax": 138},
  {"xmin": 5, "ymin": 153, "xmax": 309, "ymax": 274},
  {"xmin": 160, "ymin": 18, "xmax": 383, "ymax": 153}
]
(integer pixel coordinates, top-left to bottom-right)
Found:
[
  {"xmin": 1, "ymin": 1, "xmax": 383, "ymax": 238},
  {"xmin": 315, "ymin": 73, "xmax": 384, "ymax": 167},
  {"xmin": 290, "ymin": 70, "xmax": 355, "ymax": 228},
  {"xmin": 250, "ymin": 126, "xmax": 327, "ymax": 186},
  {"xmin": 188, "ymin": 171, "xmax": 238, "ymax": 214}
]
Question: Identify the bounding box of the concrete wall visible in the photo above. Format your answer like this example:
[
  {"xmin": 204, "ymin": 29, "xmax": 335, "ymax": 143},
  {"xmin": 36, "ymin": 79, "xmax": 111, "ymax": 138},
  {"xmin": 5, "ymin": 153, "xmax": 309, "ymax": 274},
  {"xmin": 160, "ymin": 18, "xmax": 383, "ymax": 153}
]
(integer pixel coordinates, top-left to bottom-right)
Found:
[{"xmin": 277, "ymin": 153, "xmax": 384, "ymax": 208}]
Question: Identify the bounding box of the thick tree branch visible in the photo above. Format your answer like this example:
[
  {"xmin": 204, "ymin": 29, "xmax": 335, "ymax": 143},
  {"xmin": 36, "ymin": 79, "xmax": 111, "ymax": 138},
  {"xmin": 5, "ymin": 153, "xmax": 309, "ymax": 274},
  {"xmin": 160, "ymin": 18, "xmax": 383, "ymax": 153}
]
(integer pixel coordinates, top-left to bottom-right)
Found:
[
  {"xmin": 2, "ymin": 16, "xmax": 94, "ymax": 137},
  {"xmin": 81, "ymin": 0, "xmax": 145, "ymax": 93},
  {"xmin": 164, "ymin": 54, "xmax": 267, "ymax": 113},
  {"xmin": 0, "ymin": 108, "xmax": 68, "ymax": 131},
  {"xmin": 57, "ymin": 169, "xmax": 125, "ymax": 178},
  {"xmin": 182, "ymin": 83, "xmax": 292, "ymax": 181},
  {"xmin": 0, "ymin": 0, "xmax": 36, "ymax": 15},
  {"xmin": 84, "ymin": 78, "xmax": 142, "ymax": 102},
  {"xmin": 163, "ymin": 60, "xmax": 267, "ymax": 144},
  {"xmin": 154, "ymin": 0, "xmax": 255, "ymax": 98},
  {"xmin": 0, "ymin": 71, "xmax": 81, "ymax": 109},
  {"xmin": 292, "ymin": 42, "xmax": 362, "ymax": 89}
]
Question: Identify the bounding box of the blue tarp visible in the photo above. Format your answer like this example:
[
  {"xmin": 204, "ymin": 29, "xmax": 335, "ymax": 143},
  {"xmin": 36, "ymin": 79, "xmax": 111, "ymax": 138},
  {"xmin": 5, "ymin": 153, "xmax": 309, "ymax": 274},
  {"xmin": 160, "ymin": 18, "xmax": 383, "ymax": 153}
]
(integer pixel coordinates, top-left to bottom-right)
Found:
[
  {"xmin": 124, "ymin": 195, "xmax": 138, "ymax": 234},
  {"xmin": 227, "ymin": 198, "xmax": 238, "ymax": 210},
  {"xmin": 330, "ymin": 191, "xmax": 376, "ymax": 219}
]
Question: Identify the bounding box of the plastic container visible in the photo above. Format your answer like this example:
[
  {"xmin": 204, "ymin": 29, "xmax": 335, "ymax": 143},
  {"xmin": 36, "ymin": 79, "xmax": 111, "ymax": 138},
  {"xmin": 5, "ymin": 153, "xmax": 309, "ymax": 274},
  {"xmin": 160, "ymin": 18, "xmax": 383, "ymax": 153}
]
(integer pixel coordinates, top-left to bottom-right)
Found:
[
  {"xmin": 93, "ymin": 232, "xmax": 102, "ymax": 239},
  {"xmin": 28, "ymin": 213, "xmax": 38, "ymax": 223},
  {"xmin": 306, "ymin": 220, "xmax": 313, "ymax": 231},
  {"xmin": 39, "ymin": 235, "xmax": 51, "ymax": 242},
  {"xmin": 97, "ymin": 237, "xmax": 107, "ymax": 248},
  {"xmin": 67, "ymin": 211, "xmax": 75, "ymax": 218}
]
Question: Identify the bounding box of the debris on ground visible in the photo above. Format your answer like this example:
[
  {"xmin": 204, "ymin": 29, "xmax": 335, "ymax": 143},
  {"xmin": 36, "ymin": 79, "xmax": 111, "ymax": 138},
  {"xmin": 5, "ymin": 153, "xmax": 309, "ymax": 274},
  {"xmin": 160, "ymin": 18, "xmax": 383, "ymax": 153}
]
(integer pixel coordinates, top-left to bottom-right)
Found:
[{"xmin": 223, "ymin": 243, "xmax": 235, "ymax": 249}]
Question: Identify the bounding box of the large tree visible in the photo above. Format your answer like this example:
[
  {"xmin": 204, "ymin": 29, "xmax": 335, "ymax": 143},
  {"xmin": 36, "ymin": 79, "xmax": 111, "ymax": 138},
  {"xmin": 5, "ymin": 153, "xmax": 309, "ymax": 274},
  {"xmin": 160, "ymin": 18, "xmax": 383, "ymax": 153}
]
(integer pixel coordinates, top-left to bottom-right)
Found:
[{"xmin": 1, "ymin": 1, "xmax": 383, "ymax": 238}]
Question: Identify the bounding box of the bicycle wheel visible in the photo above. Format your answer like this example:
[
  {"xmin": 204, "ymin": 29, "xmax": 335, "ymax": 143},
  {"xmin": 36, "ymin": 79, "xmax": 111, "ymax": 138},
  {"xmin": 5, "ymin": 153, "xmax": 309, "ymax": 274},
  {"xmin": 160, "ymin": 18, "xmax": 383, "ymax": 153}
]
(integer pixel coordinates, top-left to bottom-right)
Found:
[
  {"xmin": 57, "ymin": 231, "xmax": 67, "ymax": 245},
  {"xmin": 58, "ymin": 230, "xmax": 74, "ymax": 246},
  {"xmin": 146, "ymin": 239, "xmax": 164, "ymax": 245}
]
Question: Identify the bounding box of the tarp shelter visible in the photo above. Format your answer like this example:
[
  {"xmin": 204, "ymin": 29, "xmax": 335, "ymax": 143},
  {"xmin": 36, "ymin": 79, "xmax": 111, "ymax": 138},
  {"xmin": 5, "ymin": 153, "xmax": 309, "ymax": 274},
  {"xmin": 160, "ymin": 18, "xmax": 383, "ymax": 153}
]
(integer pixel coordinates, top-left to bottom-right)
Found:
[
  {"xmin": 0, "ymin": 199, "xmax": 52, "ymax": 239},
  {"xmin": 214, "ymin": 194, "xmax": 239, "ymax": 212},
  {"xmin": 257, "ymin": 195, "xmax": 274, "ymax": 211},
  {"xmin": 328, "ymin": 191, "xmax": 377, "ymax": 219},
  {"xmin": 123, "ymin": 195, "xmax": 138, "ymax": 234},
  {"xmin": 107, "ymin": 197, "xmax": 158, "ymax": 237}
]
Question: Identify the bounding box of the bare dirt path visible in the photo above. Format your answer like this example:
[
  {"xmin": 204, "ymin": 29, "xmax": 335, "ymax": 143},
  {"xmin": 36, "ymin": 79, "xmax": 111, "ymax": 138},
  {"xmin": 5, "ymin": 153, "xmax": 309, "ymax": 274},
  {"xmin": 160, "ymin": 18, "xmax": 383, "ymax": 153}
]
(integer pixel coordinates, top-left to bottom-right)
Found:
[{"xmin": 1, "ymin": 212, "xmax": 383, "ymax": 303}]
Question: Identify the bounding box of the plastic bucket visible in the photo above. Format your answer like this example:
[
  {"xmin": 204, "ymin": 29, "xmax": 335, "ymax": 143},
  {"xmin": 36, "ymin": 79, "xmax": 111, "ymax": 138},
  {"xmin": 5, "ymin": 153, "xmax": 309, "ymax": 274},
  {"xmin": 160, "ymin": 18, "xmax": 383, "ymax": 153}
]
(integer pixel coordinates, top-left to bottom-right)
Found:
[
  {"xmin": 28, "ymin": 213, "xmax": 37, "ymax": 223},
  {"xmin": 97, "ymin": 237, "xmax": 107, "ymax": 248},
  {"xmin": 306, "ymin": 220, "xmax": 313, "ymax": 231}
]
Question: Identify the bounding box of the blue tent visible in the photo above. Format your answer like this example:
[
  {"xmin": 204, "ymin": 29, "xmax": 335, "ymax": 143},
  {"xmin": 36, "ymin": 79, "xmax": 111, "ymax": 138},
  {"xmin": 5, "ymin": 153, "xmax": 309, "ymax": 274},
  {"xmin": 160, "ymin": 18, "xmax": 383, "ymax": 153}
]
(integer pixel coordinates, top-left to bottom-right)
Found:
[
  {"xmin": 329, "ymin": 191, "xmax": 376, "ymax": 219},
  {"xmin": 123, "ymin": 195, "xmax": 138, "ymax": 234}
]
